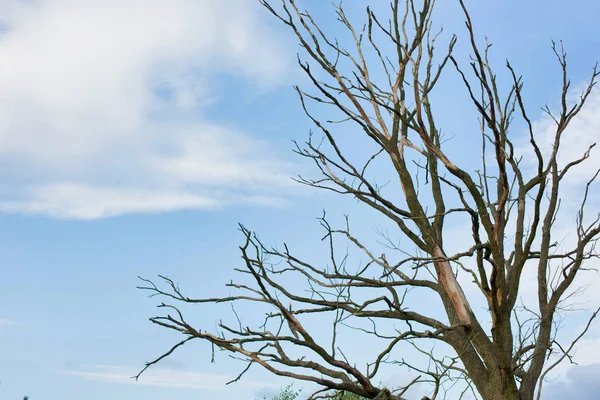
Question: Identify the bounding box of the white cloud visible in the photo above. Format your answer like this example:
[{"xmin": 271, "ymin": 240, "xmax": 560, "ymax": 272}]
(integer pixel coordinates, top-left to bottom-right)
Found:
[
  {"xmin": 508, "ymin": 84, "xmax": 600, "ymax": 384},
  {"xmin": 0, "ymin": 182, "xmax": 291, "ymax": 219},
  {"xmin": 0, "ymin": 0, "xmax": 295, "ymax": 219},
  {"xmin": 443, "ymin": 82, "xmax": 600, "ymax": 386},
  {"xmin": 57, "ymin": 364, "xmax": 278, "ymax": 391},
  {"xmin": 0, "ymin": 184, "xmax": 219, "ymax": 219},
  {"xmin": 504, "ymin": 84, "xmax": 600, "ymax": 297},
  {"xmin": 521, "ymin": 86, "xmax": 600, "ymax": 184},
  {"xmin": 0, "ymin": 318, "xmax": 19, "ymax": 325}
]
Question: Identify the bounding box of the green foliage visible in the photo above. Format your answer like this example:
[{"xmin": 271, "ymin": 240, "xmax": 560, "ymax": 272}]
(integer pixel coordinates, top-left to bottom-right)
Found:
[
  {"xmin": 259, "ymin": 383, "xmax": 301, "ymax": 400},
  {"xmin": 264, "ymin": 385, "xmax": 367, "ymax": 400},
  {"xmin": 332, "ymin": 391, "xmax": 367, "ymax": 399},
  {"xmin": 274, "ymin": 384, "xmax": 301, "ymax": 400}
]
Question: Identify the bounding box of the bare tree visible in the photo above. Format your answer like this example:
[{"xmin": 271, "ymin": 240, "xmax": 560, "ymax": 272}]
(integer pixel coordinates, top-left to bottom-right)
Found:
[{"xmin": 136, "ymin": 1, "xmax": 600, "ymax": 399}]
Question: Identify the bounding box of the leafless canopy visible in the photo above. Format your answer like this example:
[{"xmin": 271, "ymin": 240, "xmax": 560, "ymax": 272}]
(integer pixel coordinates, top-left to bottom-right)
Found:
[{"xmin": 137, "ymin": 1, "xmax": 600, "ymax": 399}]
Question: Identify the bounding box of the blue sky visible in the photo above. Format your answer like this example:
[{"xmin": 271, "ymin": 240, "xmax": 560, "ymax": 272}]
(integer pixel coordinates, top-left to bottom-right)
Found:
[{"xmin": 1, "ymin": 1, "xmax": 600, "ymax": 399}]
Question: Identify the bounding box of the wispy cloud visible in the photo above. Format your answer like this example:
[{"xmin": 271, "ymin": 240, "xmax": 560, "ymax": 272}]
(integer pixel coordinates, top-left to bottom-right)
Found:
[
  {"xmin": 57, "ymin": 364, "xmax": 277, "ymax": 391},
  {"xmin": 0, "ymin": 0, "xmax": 295, "ymax": 219},
  {"xmin": 446, "ymin": 83, "xmax": 600, "ymax": 386},
  {"xmin": 519, "ymin": 86, "xmax": 600, "ymax": 185},
  {"xmin": 509, "ymin": 85, "xmax": 600, "ymax": 384},
  {"xmin": 0, "ymin": 318, "xmax": 19, "ymax": 325}
]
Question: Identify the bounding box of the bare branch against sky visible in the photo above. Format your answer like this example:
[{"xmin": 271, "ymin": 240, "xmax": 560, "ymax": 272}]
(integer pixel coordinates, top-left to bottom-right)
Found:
[{"xmin": 138, "ymin": 1, "xmax": 600, "ymax": 399}]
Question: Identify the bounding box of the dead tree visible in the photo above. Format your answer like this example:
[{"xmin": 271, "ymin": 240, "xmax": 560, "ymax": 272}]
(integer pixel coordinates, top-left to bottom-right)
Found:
[{"xmin": 137, "ymin": 1, "xmax": 600, "ymax": 399}]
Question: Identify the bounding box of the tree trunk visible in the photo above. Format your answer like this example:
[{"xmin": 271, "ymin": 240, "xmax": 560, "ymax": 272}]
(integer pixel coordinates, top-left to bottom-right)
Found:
[{"xmin": 482, "ymin": 372, "xmax": 521, "ymax": 400}]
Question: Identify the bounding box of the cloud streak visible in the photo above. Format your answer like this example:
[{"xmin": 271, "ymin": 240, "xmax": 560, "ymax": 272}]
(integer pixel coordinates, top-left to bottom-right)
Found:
[{"xmin": 57, "ymin": 364, "xmax": 277, "ymax": 391}]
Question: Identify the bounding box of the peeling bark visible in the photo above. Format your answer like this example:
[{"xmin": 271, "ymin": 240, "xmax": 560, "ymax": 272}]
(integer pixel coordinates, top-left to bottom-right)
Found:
[{"xmin": 433, "ymin": 246, "xmax": 472, "ymax": 325}]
